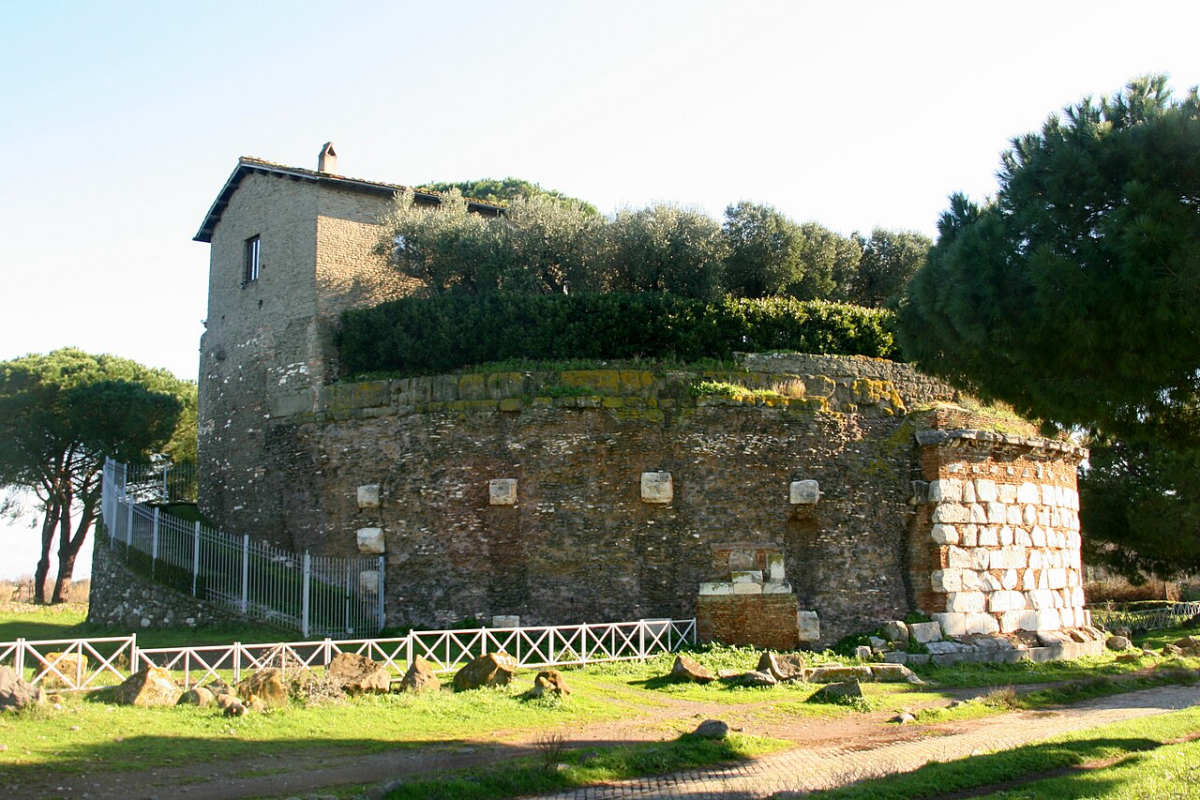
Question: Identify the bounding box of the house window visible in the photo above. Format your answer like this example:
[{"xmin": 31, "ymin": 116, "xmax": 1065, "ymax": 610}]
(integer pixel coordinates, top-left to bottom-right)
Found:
[{"xmin": 244, "ymin": 235, "xmax": 261, "ymax": 284}]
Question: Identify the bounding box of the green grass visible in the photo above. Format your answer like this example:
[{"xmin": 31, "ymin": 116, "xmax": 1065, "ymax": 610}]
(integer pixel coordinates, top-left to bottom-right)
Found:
[
  {"xmin": 0, "ymin": 602, "xmax": 89, "ymax": 642},
  {"xmin": 381, "ymin": 732, "xmax": 788, "ymax": 800},
  {"xmin": 797, "ymin": 706, "xmax": 1200, "ymax": 799}
]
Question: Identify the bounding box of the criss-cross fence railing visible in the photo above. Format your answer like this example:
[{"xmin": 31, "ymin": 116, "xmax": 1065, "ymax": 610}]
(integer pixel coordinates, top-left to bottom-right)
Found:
[
  {"xmin": 1088, "ymin": 601, "xmax": 1200, "ymax": 632},
  {"xmin": 102, "ymin": 459, "xmax": 384, "ymax": 637},
  {"xmin": 0, "ymin": 618, "xmax": 697, "ymax": 690}
]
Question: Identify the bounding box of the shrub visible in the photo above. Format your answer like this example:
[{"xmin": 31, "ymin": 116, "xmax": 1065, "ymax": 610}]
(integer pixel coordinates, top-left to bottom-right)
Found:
[{"xmin": 338, "ymin": 293, "xmax": 898, "ymax": 376}]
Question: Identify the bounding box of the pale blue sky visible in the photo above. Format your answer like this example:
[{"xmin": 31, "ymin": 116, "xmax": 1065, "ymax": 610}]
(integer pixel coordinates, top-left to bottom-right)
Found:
[{"xmin": 1, "ymin": 0, "xmax": 1198, "ymax": 579}]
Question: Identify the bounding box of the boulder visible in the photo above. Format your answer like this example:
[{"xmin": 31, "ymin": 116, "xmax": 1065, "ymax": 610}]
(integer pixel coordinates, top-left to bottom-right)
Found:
[
  {"xmin": 670, "ymin": 654, "xmax": 714, "ymax": 684},
  {"xmin": 112, "ymin": 666, "xmax": 182, "ymax": 707},
  {"xmin": 400, "ymin": 656, "xmax": 441, "ymax": 694},
  {"xmin": 236, "ymin": 668, "xmax": 288, "ymax": 707},
  {"xmin": 882, "ymin": 621, "xmax": 910, "ymax": 644},
  {"xmin": 738, "ymin": 670, "xmax": 777, "ymax": 687},
  {"xmin": 757, "ymin": 651, "xmax": 805, "ymax": 682},
  {"xmin": 204, "ymin": 678, "xmax": 233, "ymax": 697},
  {"xmin": 806, "ymin": 665, "xmax": 872, "ymax": 683},
  {"xmin": 909, "ymin": 621, "xmax": 943, "ymax": 644},
  {"xmin": 327, "ymin": 653, "xmax": 392, "ymax": 694},
  {"xmin": 1162, "ymin": 643, "xmax": 1185, "ymax": 657},
  {"xmin": 1108, "ymin": 625, "xmax": 1132, "ymax": 639},
  {"xmin": 869, "ymin": 664, "xmax": 923, "ymax": 684},
  {"xmin": 525, "ymin": 669, "xmax": 572, "ymax": 699},
  {"xmin": 0, "ymin": 665, "xmax": 45, "ymax": 712},
  {"xmin": 691, "ymin": 719, "xmax": 729, "ymax": 739},
  {"xmin": 854, "ymin": 645, "xmax": 874, "ymax": 661},
  {"xmin": 1106, "ymin": 635, "xmax": 1132, "ymax": 651},
  {"xmin": 217, "ymin": 693, "xmax": 247, "ymax": 716},
  {"xmin": 890, "ymin": 712, "xmax": 916, "ymax": 724},
  {"xmin": 453, "ymin": 652, "xmax": 518, "ymax": 692},
  {"xmin": 1173, "ymin": 636, "xmax": 1200, "ymax": 654},
  {"xmin": 813, "ymin": 678, "xmax": 863, "ymax": 701},
  {"xmin": 40, "ymin": 653, "xmax": 88, "ymax": 689},
  {"xmin": 177, "ymin": 687, "xmax": 215, "ymax": 707}
]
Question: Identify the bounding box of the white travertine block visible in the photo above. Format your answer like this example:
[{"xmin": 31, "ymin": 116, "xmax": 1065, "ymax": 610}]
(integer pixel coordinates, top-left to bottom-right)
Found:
[
  {"xmin": 978, "ymin": 526, "xmax": 999, "ymax": 547},
  {"xmin": 960, "ymin": 569, "xmax": 982, "ymax": 591},
  {"xmin": 489, "ymin": 478, "xmax": 518, "ymax": 506},
  {"xmin": 989, "ymin": 591, "xmax": 1027, "ymax": 613},
  {"xmin": 357, "ymin": 484, "xmax": 381, "ymax": 508},
  {"xmin": 641, "ymin": 472, "xmax": 673, "ymax": 503},
  {"xmin": 932, "ymin": 612, "xmax": 968, "ymax": 636},
  {"xmin": 731, "ymin": 570, "xmax": 763, "ymax": 583},
  {"xmin": 763, "ymin": 581, "xmax": 793, "ymax": 594},
  {"xmin": 931, "ymin": 524, "xmax": 959, "ymax": 545},
  {"xmin": 699, "ymin": 582, "xmax": 735, "ymax": 595},
  {"xmin": 357, "ymin": 527, "xmax": 386, "ymax": 554},
  {"xmin": 1034, "ymin": 609, "xmax": 1062, "ymax": 631},
  {"xmin": 931, "ymin": 569, "xmax": 962, "ymax": 592},
  {"xmin": 928, "ymin": 479, "xmax": 963, "ymax": 503},
  {"xmin": 1017, "ymin": 482, "xmax": 1040, "ymax": 504},
  {"xmin": 975, "ymin": 479, "xmax": 998, "ymax": 502},
  {"xmin": 1028, "ymin": 589, "xmax": 1056, "ymax": 609},
  {"xmin": 987, "ymin": 502, "xmax": 1007, "ymax": 524},
  {"xmin": 797, "ymin": 610, "xmax": 821, "ymax": 641},
  {"xmin": 946, "ymin": 591, "xmax": 986, "ymax": 613},
  {"xmin": 961, "ymin": 524, "xmax": 978, "ymax": 546},
  {"xmin": 991, "ymin": 546, "xmax": 1028, "ymax": 569},
  {"xmin": 932, "ymin": 504, "xmax": 969, "ymax": 524},
  {"xmin": 766, "ymin": 554, "xmax": 786, "ymax": 581},
  {"xmin": 733, "ymin": 581, "xmax": 763, "ymax": 595},
  {"xmin": 789, "ymin": 479, "xmax": 820, "ymax": 505}
]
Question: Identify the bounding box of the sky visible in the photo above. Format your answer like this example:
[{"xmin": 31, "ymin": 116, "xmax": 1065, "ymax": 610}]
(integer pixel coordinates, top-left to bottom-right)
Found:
[{"xmin": 1, "ymin": 0, "xmax": 1198, "ymax": 581}]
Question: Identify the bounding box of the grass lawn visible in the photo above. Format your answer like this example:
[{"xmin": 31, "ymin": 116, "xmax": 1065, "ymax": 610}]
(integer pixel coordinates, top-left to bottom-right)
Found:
[
  {"xmin": 797, "ymin": 706, "xmax": 1200, "ymax": 799},
  {"xmin": 4, "ymin": 607, "xmax": 1200, "ymax": 797}
]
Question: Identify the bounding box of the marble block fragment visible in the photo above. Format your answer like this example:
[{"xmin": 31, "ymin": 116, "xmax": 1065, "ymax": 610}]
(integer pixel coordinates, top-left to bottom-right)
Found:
[
  {"xmin": 641, "ymin": 472, "xmax": 673, "ymax": 503},
  {"xmin": 489, "ymin": 478, "xmax": 518, "ymax": 506},
  {"xmin": 789, "ymin": 479, "xmax": 820, "ymax": 505},
  {"xmin": 357, "ymin": 484, "xmax": 381, "ymax": 508},
  {"xmin": 356, "ymin": 527, "xmax": 386, "ymax": 554}
]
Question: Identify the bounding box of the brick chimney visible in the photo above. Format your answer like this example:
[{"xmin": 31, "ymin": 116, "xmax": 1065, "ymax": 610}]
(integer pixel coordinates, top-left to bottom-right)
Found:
[{"xmin": 317, "ymin": 142, "xmax": 337, "ymax": 174}]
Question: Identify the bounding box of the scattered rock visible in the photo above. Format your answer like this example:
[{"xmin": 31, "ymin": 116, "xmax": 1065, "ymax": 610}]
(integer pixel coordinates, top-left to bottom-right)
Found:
[
  {"xmin": 177, "ymin": 687, "xmax": 215, "ymax": 707},
  {"xmin": 854, "ymin": 645, "xmax": 874, "ymax": 661},
  {"xmin": 112, "ymin": 666, "xmax": 182, "ymax": 707},
  {"xmin": 738, "ymin": 670, "xmax": 777, "ymax": 687},
  {"xmin": 882, "ymin": 620, "xmax": 910, "ymax": 644},
  {"xmin": 400, "ymin": 656, "xmax": 441, "ymax": 693},
  {"xmin": 870, "ymin": 664, "xmax": 923, "ymax": 684},
  {"xmin": 453, "ymin": 653, "xmax": 518, "ymax": 692},
  {"xmin": 204, "ymin": 679, "xmax": 233, "ymax": 697},
  {"xmin": 1162, "ymin": 643, "xmax": 1184, "ymax": 657},
  {"xmin": 1106, "ymin": 636, "xmax": 1132, "ymax": 651},
  {"xmin": 237, "ymin": 668, "xmax": 288, "ymax": 707},
  {"xmin": 327, "ymin": 653, "xmax": 392, "ymax": 694},
  {"xmin": 813, "ymin": 679, "xmax": 863, "ymax": 701},
  {"xmin": 40, "ymin": 653, "xmax": 89, "ymax": 689},
  {"xmin": 890, "ymin": 712, "xmax": 916, "ymax": 724},
  {"xmin": 691, "ymin": 719, "xmax": 729, "ymax": 739},
  {"xmin": 0, "ymin": 665, "xmax": 45, "ymax": 711},
  {"xmin": 525, "ymin": 669, "xmax": 571, "ymax": 699},
  {"xmin": 908, "ymin": 621, "xmax": 943, "ymax": 644},
  {"xmin": 244, "ymin": 694, "xmax": 267, "ymax": 713},
  {"xmin": 868, "ymin": 636, "xmax": 889, "ymax": 652},
  {"xmin": 1108, "ymin": 625, "xmax": 1132, "ymax": 639},
  {"xmin": 670, "ymin": 654, "xmax": 714, "ymax": 684},
  {"xmin": 806, "ymin": 665, "xmax": 872, "ymax": 683},
  {"xmin": 756, "ymin": 651, "xmax": 805, "ymax": 682},
  {"xmin": 1173, "ymin": 636, "xmax": 1200, "ymax": 655},
  {"xmin": 1116, "ymin": 653, "xmax": 1141, "ymax": 663}
]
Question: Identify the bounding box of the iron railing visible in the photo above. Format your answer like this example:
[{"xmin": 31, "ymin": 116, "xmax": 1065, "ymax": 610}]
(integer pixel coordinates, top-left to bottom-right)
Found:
[
  {"xmin": 0, "ymin": 618, "xmax": 697, "ymax": 690},
  {"xmin": 1088, "ymin": 601, "xmax": 1200, "ymax": 632},
  {"xmin": 102, "ymin": 459, "xmax": 384, "ymax": 637}
]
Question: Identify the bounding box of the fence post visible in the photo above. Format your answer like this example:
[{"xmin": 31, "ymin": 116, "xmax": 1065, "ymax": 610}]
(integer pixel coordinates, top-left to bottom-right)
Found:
[
  {"xmin": 344, "ymin": 564, "xmax": 352, "ymax": 635},
  {"xmin": 15, "ymin": 638, "xmax": 24, "ymax": 677},
  {"xmin": 126, "ymin": 499, "xmax": 134, "ymax": 549},
  {"xmin": 405, "ymin": 631, "xmax": 413, "ymax": 669},
  {"xmin": 241, "ymin": 535, "xmax": 250, "ymax": 614},
  {"xmin": 192, "ymin": 522, "xmax": 201, "ymax": 596},
  {"xmin": 233, "ymin": 642, "xmax": 241, "ymax": 684},
  {"xmin": 638, "ymin": 619, "xmax": 646, "ymax": 661},
  {"xmin": 151, "ymin": 508, "xmax": 160, "ymax": 577},
  {"xmin": 301, "ymin": 552, "xmax": 311, "ymax": 639},
  {"xmin": 130, "ymin": 633, "xmax": 138, "ymax": 675},
  {"xmin": 376, "ymin": 555, "xmax": 385, "ymax": 633}
]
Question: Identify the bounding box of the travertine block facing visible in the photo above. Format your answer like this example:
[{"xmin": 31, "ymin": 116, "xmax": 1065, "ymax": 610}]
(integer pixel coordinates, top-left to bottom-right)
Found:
[
  {"xmin": 731, "ymin": 570, "xmax": 764, "ymax": 583},
  {"xmin": 359, "ymin": 570, "xmax": 380, "ymax": 594},
  {"xmin": 991, "ymin": 546, "xmax": 1028, "ymax": 569},
  {"xmin": 946, "ymin": 591, "xmax": 985, "ymax": 613},
  {"xmin": 927, "ymin": 479, "xmax": 962, "ymax": 503},
  {"xmin": 931, "ymin": 524, "xmax": 959, "ymax": 544},
  {"xmin": 975, "ymin": 479, "xmax": 998, "ymax": 502},
  {"xmin": 1017, "ymin": 482, "xmax": 1040, "ymax": 504},
  {"xmin": 789, "ymin": 479, "xmax": 820, "ymax": 505},
  {"xmin": 763, "ymin": 581, "xmax": 793, "ymax": 594},
  {"xmin": 933, "ymin": 612, "xmax": 968, "ymax": 636},
  {"xmin": 491, "ymin": 615, "xmax": 520, "ymax": 627},
  {"xmin": 1034, "ymin": 609, "xmax": 1062, "ymax": 631},
  {"xmin": 965, "ymin": 612, "xmax": 1000, "ymax": 634},
  {"xmin": 961, "ymin": 570, "xmax": 982, "ymax": 590},
  {"xmin": 931, "ymin": 569, "xmax": 961, "ymax": 592},
  {"xmin": 733, "ymin": 582, "xmax": 763, "ymax": 595},
  {"xmin": 766, "ymin": 554, "xmax": 786, "ymax": 581},
  {"xmin": 489, "ymin": 478, "xmax": 518, "ymax": 506},
  {"xmin": 932, "ymin": 504, "xmax": 969, "ymax": 524},
  {"xmin": 797, "ymin": 610, "xmax": 821, "ymax": 641},
  {"xmin": 357, "ymin": 484, "xmax": 381, "ymax": 508},
  {"xmin": 699, "ymin": 582, "xmax": 735, "ymax": 596},
  {"xmin": 988, "ymin": 591, "xmax": 1026, "ymax": 612},
  {"xmin": 641, "ymin": 472, "xmax": 673, "ymax": 503},
  {"xmin": 356, "ymin": 527, "xmax": 385, "ymax": 554}
]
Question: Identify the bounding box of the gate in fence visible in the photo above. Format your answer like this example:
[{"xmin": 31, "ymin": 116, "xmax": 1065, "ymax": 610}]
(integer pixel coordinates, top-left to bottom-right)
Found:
[{"xmin": 101, "ymin": 459, "xmax": 384, "ymax": 637}]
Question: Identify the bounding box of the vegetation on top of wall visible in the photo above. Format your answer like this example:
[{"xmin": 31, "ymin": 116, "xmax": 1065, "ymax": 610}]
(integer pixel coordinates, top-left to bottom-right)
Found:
[{"xmin": 338, "ymin": 292, "xmax": 898, "ymax": 377}]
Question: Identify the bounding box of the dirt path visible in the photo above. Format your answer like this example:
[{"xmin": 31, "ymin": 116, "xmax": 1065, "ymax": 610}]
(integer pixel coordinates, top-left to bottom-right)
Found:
[{"xmin": 13, "ymin": 682, "xmax": 1200, "ymax": 800}]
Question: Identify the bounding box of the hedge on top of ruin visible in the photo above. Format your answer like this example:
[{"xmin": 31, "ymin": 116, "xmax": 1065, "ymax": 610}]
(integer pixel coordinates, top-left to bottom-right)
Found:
[{"xmin": 337, "ymin": 292, "xmax": 897, "ymax": 377}]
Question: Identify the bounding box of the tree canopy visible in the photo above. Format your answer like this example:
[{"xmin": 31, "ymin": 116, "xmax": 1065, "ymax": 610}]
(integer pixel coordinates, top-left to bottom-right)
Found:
[
  {"xmin": 0, "ymin": 349, "xmax": 195, "ymax": 602},
  {"xmin": 896, "ymin": 76, "xmax": 1200, "ymax": 580},
  {"xmin": 418, "ymin": 177, "xmax": 600, "ymax": 216},
  {"xmin": 897, "ymin": 76, "xmax": 1200, "ymax": 444}
]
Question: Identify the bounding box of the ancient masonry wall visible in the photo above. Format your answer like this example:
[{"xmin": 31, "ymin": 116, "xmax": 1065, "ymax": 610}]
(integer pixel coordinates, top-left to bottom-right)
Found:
[
  {"xmin": 911, "ymin": 410, "xmax": 1089, "ymax": 637},
  {"xmin": 198, "ymin": 356, "xmax": 1091, "ymax": 647}
]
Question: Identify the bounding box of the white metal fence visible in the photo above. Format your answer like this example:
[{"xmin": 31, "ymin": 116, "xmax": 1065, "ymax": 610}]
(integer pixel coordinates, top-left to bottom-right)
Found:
[
  {"xmin": 1088, "ymin": 601, "xmax": 1200, "ymax": 632},
  {"xmin": 102, "ymin": 459, "xmax": 384, "ymax": 637},
  {"xmin": 0, "ymin": 618, "xmax": 697, "ymax": 690}
]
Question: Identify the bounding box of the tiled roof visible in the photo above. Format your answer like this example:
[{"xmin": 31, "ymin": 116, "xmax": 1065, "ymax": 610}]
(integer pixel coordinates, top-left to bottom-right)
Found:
[{"xmin": 193, "ymin": 156, "xmax": 504, "ymax": 243}]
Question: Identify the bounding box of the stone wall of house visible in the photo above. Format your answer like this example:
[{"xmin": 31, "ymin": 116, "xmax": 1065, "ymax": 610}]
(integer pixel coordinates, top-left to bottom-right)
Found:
[{"xmin": 198, "ymin": 173, "xmax": 407, "ymax": 541}]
